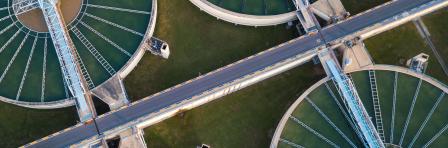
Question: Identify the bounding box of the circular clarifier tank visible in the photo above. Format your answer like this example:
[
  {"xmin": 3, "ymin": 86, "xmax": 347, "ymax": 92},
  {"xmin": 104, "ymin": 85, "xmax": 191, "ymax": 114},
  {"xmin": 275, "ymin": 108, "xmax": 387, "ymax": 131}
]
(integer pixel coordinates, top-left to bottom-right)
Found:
[
  {"xmin": 0, "ymin": 0, "xmax": 156, "ymax": 108},
  {"xmin": 272, "ymin": 68, "xmax": 448, "ymax": 147}
]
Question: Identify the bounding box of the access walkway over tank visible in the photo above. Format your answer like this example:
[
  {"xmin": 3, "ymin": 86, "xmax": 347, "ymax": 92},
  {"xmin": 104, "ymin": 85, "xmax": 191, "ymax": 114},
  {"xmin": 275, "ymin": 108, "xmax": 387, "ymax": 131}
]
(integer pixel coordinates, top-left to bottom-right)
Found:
[
  {"xmin": 318, "ymin": 48, "xmax": 384, "ymax": 148},
  {"xmin": 38, "ymin": 0, "xmax": 95, "ymax": 122}
]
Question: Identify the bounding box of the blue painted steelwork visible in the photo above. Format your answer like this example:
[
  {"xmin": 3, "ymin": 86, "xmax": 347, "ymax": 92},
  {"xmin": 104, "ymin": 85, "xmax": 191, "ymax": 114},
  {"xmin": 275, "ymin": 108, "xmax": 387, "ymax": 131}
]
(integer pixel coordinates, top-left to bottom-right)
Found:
[
  {"xmin": 325, "ymin": 60, "xmax": 384, "ymax": 148},
  {"xmin": 13, "ymin": 0, "xmax": 40, "ymax": 16},
  {"xmin": 38, "ymin": 0, "xmax": 94, "ymax": 122}
]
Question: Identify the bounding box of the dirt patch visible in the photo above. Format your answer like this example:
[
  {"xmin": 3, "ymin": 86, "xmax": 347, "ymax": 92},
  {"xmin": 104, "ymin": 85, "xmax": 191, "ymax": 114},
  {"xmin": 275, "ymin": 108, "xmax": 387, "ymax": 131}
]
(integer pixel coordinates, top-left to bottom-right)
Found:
[{"xmin": 16, "ymin": 0, "xmax": 83, "ymax": 32}]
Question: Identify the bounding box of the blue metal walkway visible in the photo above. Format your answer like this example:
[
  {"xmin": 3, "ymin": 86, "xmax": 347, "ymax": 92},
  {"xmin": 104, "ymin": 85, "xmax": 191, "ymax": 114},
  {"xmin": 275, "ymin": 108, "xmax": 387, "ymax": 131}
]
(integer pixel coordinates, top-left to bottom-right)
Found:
[
  {"xmin": 38, "ymin": 0, "xmax": 95, "ymax": 122},
  {"xmin": 326, "ymin": 60, "xmax": 384, "ymax": 148}
]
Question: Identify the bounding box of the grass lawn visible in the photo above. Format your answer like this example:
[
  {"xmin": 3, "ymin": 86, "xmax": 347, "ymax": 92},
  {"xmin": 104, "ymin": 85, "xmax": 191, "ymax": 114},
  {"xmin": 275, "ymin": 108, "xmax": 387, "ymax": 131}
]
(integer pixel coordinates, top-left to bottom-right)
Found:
[
  {"xmin": 341, "ymin": 0, "xmax": 390, "ymax": 14},
  {"xmin": 421, "ymin": 9, "xmax": 448, "ymax": 82},
  {"xmin": 423, "ymin": 9, "xmax": 448, "ymax": 58},
  {"xmin": 134, "ymin": 0, "xmax": 326, "ymax": 147},
  {"xmin": 144, "ymin": 64, "xmax": 322, "ymax": 147},
  {"xmin": 140, "ymin": 1, "xmax": 397, "ymax": 147},
  {"xmin": 127, "ymin": 0, "xmax": 321, "ymax": 147},
  {"xmin": 123, "ymin": 0, "xmax": 297, "ymax": 100},
  {"xmin": 0, "ymin": 103, "xmax": 77, "ymax": 147}
]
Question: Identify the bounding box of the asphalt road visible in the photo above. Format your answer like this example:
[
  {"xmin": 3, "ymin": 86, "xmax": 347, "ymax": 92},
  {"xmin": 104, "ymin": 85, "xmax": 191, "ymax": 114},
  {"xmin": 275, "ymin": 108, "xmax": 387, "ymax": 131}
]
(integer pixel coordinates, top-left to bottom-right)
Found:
[{"xmin": 28, "ymin": 0, "xmax": 434, "ymax": 147}]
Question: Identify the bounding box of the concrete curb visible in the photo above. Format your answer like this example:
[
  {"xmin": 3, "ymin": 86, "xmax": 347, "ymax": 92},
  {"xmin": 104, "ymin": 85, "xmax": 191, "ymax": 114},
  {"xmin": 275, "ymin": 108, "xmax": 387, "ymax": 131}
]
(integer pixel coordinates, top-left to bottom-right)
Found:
[{"xmin": 190, "ymin": 0, "xmax": 296, "ymax": 26}]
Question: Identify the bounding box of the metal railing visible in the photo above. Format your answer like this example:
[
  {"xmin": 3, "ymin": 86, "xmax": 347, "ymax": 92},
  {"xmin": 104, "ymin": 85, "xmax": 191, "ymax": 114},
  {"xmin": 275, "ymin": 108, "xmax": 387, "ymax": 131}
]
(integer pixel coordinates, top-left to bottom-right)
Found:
[
  {"xmin": 72, "ymin": 43, "xmax": 96, "ymax": 90},
  {"xmin": 41, "ymin": 38, "xmax": 48, "ymax": 102},
  {"xmin": 79, "ymin": 21, "xmax": 132, "ymax": 57},
  {"xmin": 85, "ymin": 13, "xmax": 144, "ymax": 37},
  {"xmin": 12, "ymin": 0, "xmax": 39, "ymax": 15},
  {"xmin": 390, "ymin": 72, "xmax": 398, "ymax": 143},
  {"xmin": 289, "ymin": 115, "xmax": 340, "ymax": 148},
  {"xmin": 280, "ymin": 138, "xmax": 305, "ymax": 148},
  {"xmin": 409, "ymin": 92, "xmax": 445, "ymax": 147},
  {"xmin": 0, "ymin": 28, "xmax": 21, "ymax": 54},
  {"xmin": 86, "ymin": 4, "xmax": 151, "ymax": 15},
  {"xmin": 368, "ymin": 70, "xmax": 385, "ymax": 142},
  {"xmin": 326, "ymin": 60, "xmax": 384, "ymax": 148},
  {"xmin": 16, "ymin": 36, "xmax": 38, "ymax": 100},
  {"xmin": 306, "ymin": 97, "xmax": 357, "ymax": 147},
  {"xmin": 0, "ymin": 32, "xmax": 29, "ymax": 84},
  {"xmin": 71, "ymin": 27, "xmax": 116, "ymax": 76}
]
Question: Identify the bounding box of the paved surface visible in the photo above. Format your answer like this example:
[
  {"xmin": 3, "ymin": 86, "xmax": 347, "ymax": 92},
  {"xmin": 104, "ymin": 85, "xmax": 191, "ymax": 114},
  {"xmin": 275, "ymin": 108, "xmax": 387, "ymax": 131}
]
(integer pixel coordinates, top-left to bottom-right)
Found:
[
  {"xmin": 28, "ymin": 0, "xmax": 435, "ymax": 147},
  {"xmin": 342, "ymin": 42, "xmax": 373, "ymax": 72}
]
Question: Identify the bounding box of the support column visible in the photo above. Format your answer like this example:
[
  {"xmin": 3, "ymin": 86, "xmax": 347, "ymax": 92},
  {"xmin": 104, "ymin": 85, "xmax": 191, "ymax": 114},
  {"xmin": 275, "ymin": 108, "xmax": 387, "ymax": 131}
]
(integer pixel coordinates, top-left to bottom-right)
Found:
[
  {"xmin": 118, "ymin": 128, "xmax": 147, "ymax": 148},
  {"xmin": 311, "ymin": 0, "xmax": 348, "ymax": 23},
  {"xmin": 292, "ymin": 0, "xmax": 319, "ymax": 33},
  {"xmin": 341, "ymin": 39, "xmax": 374, "ymax": 72},
  {"xmin": 92, "ymin": 75, "xmax": 130, "ymax": 110}
]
